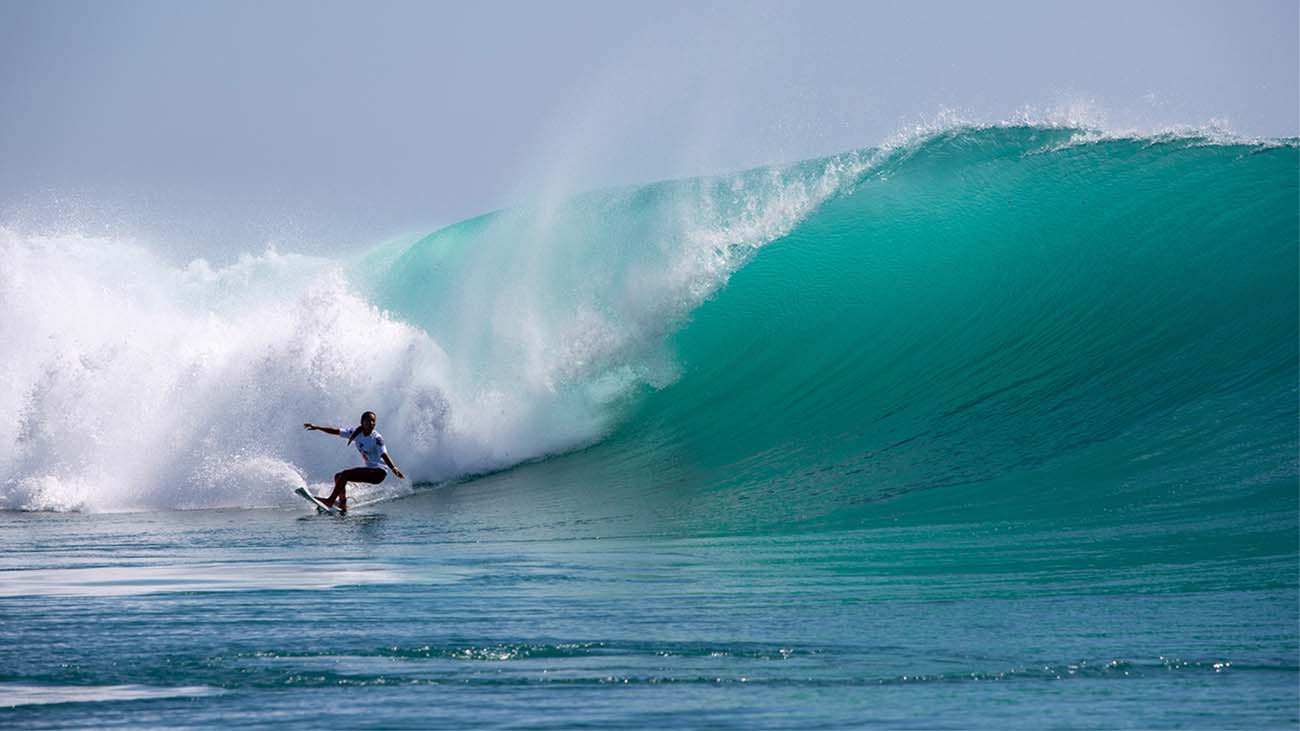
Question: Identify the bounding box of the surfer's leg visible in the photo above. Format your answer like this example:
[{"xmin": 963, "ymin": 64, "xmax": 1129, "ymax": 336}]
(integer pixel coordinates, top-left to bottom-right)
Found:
[
  {"xmin": 323, "ymin": 468, "xmax": 385, "ymax": 511},
  {"xmin": 321, "ymin": 471, "xmax": 349, "ymax": 508},
  {"xmin": 342, "ymin": 468, "xmax": 386, "ymax": 511}
]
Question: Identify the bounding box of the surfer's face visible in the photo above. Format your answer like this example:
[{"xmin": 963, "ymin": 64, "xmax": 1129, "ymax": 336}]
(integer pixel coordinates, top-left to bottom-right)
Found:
[{"xmin": 361, "ymin": 412, "xmax": 377, "ymax": 434}]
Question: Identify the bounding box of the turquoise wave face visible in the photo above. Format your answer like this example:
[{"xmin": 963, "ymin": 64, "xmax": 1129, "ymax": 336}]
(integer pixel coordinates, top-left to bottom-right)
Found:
[{"xmin": 376, "ymin": 126, "xmax": 1297, "ymax": 553}]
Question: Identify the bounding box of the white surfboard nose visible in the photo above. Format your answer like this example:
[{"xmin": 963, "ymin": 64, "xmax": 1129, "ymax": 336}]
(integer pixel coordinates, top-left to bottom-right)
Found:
[{"xmin": 293, "ymin": 486, "xmax": 337, "ymax": 515}]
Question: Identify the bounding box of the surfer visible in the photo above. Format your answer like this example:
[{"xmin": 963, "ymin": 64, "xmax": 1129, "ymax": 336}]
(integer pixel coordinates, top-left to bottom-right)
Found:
[{"xmin": 302, "ymin": 411, "xmax": 404, "ymax": 513}]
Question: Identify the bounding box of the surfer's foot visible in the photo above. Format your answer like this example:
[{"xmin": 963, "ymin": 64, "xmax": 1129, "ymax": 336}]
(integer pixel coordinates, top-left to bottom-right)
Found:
[{"xmin": 337, "ymin": 499, "xmax": 347, "ymax": 514}]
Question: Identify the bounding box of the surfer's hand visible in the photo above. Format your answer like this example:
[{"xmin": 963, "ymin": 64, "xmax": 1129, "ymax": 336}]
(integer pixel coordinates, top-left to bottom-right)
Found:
[
  {"xmin": 393, "ymin": 468, "xmax": 405, "ymax": 480},
  {"xmin": 303, "ymin": 423, "xmax": 315, "ymax": 430}
]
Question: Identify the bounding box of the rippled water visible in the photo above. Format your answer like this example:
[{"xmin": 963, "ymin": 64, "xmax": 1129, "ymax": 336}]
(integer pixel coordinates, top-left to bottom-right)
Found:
[{"xmin": 2, "ymin": 479, "xmax": 1295, "ymax": 729}]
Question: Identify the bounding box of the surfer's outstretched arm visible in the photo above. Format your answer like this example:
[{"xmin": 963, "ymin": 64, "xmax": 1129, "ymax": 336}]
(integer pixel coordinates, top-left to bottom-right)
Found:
[{"xmin": 303, "ymin": 423, "xmax": 343, "ymax": 436}]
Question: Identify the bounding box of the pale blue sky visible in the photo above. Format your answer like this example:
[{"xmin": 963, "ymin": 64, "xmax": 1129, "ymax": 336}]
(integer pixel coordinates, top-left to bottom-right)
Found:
[{"xmin": 1, "ymin": 0, "xmax": 1296, "ymax": 255}]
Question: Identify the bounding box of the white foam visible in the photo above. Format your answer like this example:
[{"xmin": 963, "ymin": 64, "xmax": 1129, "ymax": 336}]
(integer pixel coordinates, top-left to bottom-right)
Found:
[
  {"xmin": 0, "ymin": 229, "xmax": 450, "ymax": 511},
  {"xmin": 0, "ymin": 682, "xmax": 223, "ymax": 707}
]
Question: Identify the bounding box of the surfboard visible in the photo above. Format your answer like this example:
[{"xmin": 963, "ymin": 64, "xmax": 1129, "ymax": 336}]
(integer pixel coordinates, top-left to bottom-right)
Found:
[{"xmin": 294, "ymin": 486, "xmax": 338, "ymax": 515}]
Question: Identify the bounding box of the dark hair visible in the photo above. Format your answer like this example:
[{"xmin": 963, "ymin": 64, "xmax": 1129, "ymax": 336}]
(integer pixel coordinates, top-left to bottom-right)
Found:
[{"xmin": 348, "ymin": 411, "xmax": 377, "ymax": 445}]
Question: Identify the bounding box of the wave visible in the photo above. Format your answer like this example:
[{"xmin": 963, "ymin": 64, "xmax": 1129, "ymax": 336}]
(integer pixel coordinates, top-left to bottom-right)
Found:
[{"xmin": 2, "ymin": 124, "xmax": 1296, "ymax": 529}]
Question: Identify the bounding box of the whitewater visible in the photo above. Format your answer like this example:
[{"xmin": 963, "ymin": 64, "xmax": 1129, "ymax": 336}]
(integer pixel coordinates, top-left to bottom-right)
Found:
[{"xmin": 1, "ymin": 123, "xmax": 1296, "ymax": 729}]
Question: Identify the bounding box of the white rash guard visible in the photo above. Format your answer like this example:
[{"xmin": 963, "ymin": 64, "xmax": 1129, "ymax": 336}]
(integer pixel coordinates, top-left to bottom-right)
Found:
[{"xmin": 338, "ymin": 427, "xmax": 389, "ymax": 471}]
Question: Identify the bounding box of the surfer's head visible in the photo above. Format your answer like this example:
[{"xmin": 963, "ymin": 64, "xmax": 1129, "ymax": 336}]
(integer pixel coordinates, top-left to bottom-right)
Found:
[{"xmin": 349, "ymin": 411, "xmax": 378, "ymax": 444}]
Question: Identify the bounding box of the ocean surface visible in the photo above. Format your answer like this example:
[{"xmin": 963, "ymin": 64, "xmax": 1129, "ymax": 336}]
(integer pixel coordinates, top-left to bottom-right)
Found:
[{"xmin": 1, "ymin": 124, "xmax": 1297, "ymax": 729}]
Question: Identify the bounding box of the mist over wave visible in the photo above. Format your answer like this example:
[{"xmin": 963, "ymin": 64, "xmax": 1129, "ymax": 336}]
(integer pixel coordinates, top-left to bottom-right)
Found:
[{"xmin": 2, "ymin": 121, "xmax": 1296, "ymax": 529}]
